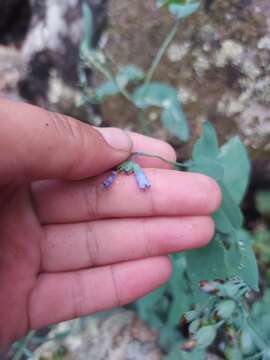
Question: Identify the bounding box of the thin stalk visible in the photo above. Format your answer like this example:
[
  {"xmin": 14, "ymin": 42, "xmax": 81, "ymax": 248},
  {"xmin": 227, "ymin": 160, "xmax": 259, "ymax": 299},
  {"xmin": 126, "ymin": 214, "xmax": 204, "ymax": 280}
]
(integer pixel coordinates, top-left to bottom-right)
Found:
[
  {"xmin": 96, "ymin": 65, "xmax": 134, "ymax": 103},
  {"xmin": 12, "ymin": 331, "xmax": 35, "ymax": 360},
  {"xmin": 131, "ymin": 151, "xmax": 189, "ymax": 169},
  {"xmin": 82, "ymin": 55, "xmax": 134, "ymax": 103},
  {"xmin": 144, "ymin": 19, "xmax": 180, "ymax": 86}
]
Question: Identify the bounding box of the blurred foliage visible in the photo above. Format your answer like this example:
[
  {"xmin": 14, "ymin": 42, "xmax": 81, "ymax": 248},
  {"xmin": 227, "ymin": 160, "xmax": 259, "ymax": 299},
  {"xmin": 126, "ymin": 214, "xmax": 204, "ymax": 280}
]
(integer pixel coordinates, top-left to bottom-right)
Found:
[
  {"xmin": 79, "ymin": 0, "xmax": 196, "ymax": 142},
  {"xmin": 256, "ymin": 192, "xmax": 270, "ymax": 217}
]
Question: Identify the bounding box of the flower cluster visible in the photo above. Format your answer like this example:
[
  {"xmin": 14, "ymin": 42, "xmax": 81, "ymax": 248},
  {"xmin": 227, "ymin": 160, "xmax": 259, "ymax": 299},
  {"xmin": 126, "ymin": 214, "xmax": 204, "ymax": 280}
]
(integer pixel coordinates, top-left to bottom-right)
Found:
[{"xmin": 101, "ymin": 160, "xmax": 151, "ymax": 190}]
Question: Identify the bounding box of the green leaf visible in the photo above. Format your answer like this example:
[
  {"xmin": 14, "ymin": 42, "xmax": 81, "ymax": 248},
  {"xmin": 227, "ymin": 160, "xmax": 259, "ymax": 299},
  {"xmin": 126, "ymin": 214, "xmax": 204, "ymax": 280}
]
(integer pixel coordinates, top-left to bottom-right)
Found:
[
  {"xmin": 219, "ymin": 137, "xmax": 251, "ymax": 204},
  {"xmin": 192, "ymin": 122, "xmax": 219, "ymax": 161},
  {"xmin": 81, "ymin": 3, "xmax": 93, "ymax": 51},
  {"xmin": 133, "ymin": 82, "xmax": 177, "ymax": 108},
  {"xmin": 137, "ymin": 284, "xmax": 167, "ymax": 309},
  {"xmin": 95, "ymin": 81, "xmax": 119, "ymax": 99},
  {"xmin": 95, "ymin": 65, "xmax": 144, "ymax": 101},
  {"xmin": 81, "ymin": 49, "xmax": 108, "ymax": 74},
  {"xmin": 211, "ymin": 181, "xmax": 243, "ymax": 240},
  {"xmin": 225, "ymin": 230, "xmax": 259, "ymax": 291},
  {"xmin": 219, "ymin": 181, "xmax": 244, "ymax": 229},
  {"xmin": 133, "ymin": 82, "xmax": 189, "ymax": 142},
  {"xmin": 156, "ymin": 0, "xmax": 186, "ymax": 9},
  {"xmin": 194, "ymin": 325, "xmax": 217, "ymax": 348},
  {"xmin": 167, "ymin": 289, "xmax": 190, "ymax": 326},
  {"xmin": 188, "ymin": 157, "xmax": 224, "ymax": 181},
  {"xmin": 159, "ymin": 326, "xmax": 181, "ymax": 352},
  {"xmin": 240, "ymin": 329, "xmax": 257, "ymax": 355},
  {"xmin": 255, "ymin": 191, "xmax": 270, "ymax": 215},
  {"xmin": 186, "ymin": 236, "xmax": 227, "ymax": 300},
  {"xmin": 161, "ymin": 105, "xmax": 189, "ymax": 142},
  {"xmin": 212, "ymin": 208, "xmax": 234, "ymax": 234},
  {"xmin": 169, "ymin": 2, "xmax": 200, "ymax": 18},
  {"xmin": 225, "ymin": 346, "xmax": 244, "ymax": 360},
  {"xmin": 119, "ymin": 64, "xmax": 145, "ymax": 81},
  {"xmin": 167, "ymin": 255, "xmax": 192, "ymax": 326},
  {"xmin": 165, "ymin": 346, "xmax": 205, "ymax": 360}
]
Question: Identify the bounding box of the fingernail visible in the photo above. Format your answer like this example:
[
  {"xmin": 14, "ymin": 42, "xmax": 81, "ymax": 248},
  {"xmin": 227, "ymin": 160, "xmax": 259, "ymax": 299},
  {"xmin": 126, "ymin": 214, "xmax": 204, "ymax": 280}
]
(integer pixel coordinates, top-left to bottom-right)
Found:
[{"xmin": 95, "ymin": 127, "xmax": 132, "ymax": 151}]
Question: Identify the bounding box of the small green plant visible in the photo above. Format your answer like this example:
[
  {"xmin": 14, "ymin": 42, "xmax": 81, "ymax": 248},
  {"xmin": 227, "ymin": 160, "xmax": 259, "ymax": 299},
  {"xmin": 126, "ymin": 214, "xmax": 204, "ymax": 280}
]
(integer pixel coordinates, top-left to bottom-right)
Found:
[
  {"xmin": 78, "ymin": 0, "xmax": 202, "ymax": 142},
  {"xmin": 77, "ymin": 1, "xmax": 269, "ymax": 358}
]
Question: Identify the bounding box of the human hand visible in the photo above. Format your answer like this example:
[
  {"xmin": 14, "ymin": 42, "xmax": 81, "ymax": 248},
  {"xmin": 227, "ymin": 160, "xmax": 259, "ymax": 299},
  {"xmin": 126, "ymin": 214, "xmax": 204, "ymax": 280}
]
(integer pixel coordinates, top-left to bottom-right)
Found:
[{"xmin": 0, "ymin": 99, "xmax": 221, "ymax": 348}]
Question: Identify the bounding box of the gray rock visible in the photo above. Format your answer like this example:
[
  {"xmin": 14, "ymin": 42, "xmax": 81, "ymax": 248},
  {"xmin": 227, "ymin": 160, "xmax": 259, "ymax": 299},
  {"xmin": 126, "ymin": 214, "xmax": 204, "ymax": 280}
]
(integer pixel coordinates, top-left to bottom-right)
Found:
[
  {"xmin": 0, "ymin": 0, "xmax": 108, "ymax": 122},
  {"xmin": 32, "ymin": 310, "xmax": 162, "ymax": 360}
]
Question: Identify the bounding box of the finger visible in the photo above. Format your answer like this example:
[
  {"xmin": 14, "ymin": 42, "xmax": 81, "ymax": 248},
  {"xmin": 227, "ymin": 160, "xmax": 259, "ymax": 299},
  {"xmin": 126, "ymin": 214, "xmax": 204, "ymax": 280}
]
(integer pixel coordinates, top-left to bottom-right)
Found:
[
  {"xmin": 0, "ymin": 98, "xmax": 132, "ymax": 185},
  {"xmin": 41, "ymin": 216, "xmax": 214, "ymax": 272},
  {"xmin": 32, "ymin": 170, "xmax": 222, "ymax": 224},
  {"xmin": 128, "ymin": 132, "xmax": 176, "ymax": 169},
  {"xmin": 29, "ymin": 257, "xmax": 172, "ymax": 329}
]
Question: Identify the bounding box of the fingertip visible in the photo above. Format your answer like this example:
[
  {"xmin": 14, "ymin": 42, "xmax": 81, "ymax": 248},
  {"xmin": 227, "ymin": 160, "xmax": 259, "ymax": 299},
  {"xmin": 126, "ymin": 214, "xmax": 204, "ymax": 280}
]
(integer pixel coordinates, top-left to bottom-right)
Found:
[
  {"xmin": 158, "ymin": 256, "xmax": 173, "ymax": 282},
  {"xmin": 206, "ymin": 177, "xmax": 222, "ymax": 213},
  {"xmin": 115, "ymin": 256, "xmax": 172, "ymax": 305},
  {"xmin": 129, "ymin": 132, "xmax": 177, "ymax": 169},
  {"xmin": 94, "ymin": 127, "xmax": 133, "ymax": 153},
  {"xmin": 197, "ymin": 216, "xmax": 216, "ymax": 247},
  {"xmin": 194, "ymin": 174, "xmax": 222, "ymax": 214},
  {"xmin": 159, "ymin": 141, "xmax": 177, "ymax": 162}
]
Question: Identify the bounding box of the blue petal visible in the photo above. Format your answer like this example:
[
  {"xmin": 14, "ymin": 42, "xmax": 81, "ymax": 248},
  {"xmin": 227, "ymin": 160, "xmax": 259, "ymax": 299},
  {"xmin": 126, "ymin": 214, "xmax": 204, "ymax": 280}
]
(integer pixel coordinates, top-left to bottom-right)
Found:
[
  {"xmin": 134, "ymin": 169, "xmax": 151, "ymax": 190},
  {"xmin": 101, "ymin": 171, "xmax": 117, "ymax": 189}
]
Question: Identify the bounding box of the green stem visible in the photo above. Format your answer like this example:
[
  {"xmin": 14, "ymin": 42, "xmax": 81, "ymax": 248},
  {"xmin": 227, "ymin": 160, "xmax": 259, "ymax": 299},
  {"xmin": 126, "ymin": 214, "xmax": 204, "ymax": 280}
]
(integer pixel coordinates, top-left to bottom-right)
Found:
[
  {"xmin": 12, "ymin": 331, "xmax": 35, "ymax": 360},
  {"xmin": 97, "ymin": 66, "xmax": 134, "ymax": 103},
  {"xmin": 144, "ymin": 19, "xmax": 180, "ymax": 86},
  {"xmin": 82, "ymin": 53, "xmax": 134, "ymax": 103},
  {"xmin": 131, "ymin": 151, "xmax": 189, "ymax": 169}
]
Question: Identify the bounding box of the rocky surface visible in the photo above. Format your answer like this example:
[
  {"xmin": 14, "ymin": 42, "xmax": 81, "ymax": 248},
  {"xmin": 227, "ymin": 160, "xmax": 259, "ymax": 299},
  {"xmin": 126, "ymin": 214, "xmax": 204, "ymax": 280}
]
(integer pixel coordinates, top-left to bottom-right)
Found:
[
  {"xmin": 30, "ymin": 311, "xmax": 162, "ymax": 360},
  {"xmin": 0, "ymin": 0, "xmax": 108, "ymax": 121},
  {"xmin": 99, "ymin": 0, "xmax": 270, "ymax": 158}
]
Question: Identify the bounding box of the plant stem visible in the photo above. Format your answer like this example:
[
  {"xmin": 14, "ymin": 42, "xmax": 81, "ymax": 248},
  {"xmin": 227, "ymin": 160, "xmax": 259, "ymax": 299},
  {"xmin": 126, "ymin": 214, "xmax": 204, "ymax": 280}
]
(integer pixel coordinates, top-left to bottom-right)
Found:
[
  {"xmin": 131, "ymin": 151, "xmax": 189, "ymax": 169},
  {"xmin": 12, "ymin": 331, "xmax": 35, "ymax": 360},
  {"xmin": 144, "ymin": 19, "xmax": 180, "ymax": 86},
  {"xmin": 82, "ymin": 52, "xmax": 134, "ymax": 103},
  {"xmin": 97, "ymin": 65, "xmax": 134, "ymax": 103}
]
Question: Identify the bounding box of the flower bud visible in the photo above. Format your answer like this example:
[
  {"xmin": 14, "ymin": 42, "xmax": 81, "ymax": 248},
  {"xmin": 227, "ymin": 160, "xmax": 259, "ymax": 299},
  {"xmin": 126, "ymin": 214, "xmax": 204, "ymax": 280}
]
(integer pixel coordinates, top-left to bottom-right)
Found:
[{"xmin": 101, "ymin": 171, "xmax": 117, "ymax": 189}]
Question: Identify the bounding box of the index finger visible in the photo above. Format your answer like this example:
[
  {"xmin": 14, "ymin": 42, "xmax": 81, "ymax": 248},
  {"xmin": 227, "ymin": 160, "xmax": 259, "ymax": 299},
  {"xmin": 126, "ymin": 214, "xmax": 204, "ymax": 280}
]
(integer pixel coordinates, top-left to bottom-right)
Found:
[{"xmin": 32, "ymin": 169, "xmax": 222, "ymax": 224}]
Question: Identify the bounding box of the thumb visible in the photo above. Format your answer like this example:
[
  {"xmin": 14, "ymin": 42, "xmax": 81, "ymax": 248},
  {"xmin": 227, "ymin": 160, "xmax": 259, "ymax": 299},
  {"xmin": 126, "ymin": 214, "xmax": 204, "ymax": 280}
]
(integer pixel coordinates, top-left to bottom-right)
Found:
[{"xmin": 0, "ymin": 99, "xmax": 132, "ymax": 185}]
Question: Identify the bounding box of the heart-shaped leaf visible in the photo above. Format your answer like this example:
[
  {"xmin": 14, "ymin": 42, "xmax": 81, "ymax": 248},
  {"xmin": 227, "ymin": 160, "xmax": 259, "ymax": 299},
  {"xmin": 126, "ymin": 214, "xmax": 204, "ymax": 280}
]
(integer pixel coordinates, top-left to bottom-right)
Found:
[{"xmin": 133, "ymin": 82, "xmax": 189, "ymax": 141}]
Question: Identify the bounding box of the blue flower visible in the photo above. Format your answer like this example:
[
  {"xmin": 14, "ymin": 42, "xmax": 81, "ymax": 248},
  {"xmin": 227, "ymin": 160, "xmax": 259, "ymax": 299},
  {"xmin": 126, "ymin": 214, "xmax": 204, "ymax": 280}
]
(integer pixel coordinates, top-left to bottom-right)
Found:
[
  {"xmin": 101, "ymin": 171, "xmax": 117, "ymax": 189},
  {"xmin": 102, "ymin": 161, "xmax": 151, "ymax": 191},
  {"xmin": 134, "ymin": 168, "xmax": 151, "ymax": 190}
]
